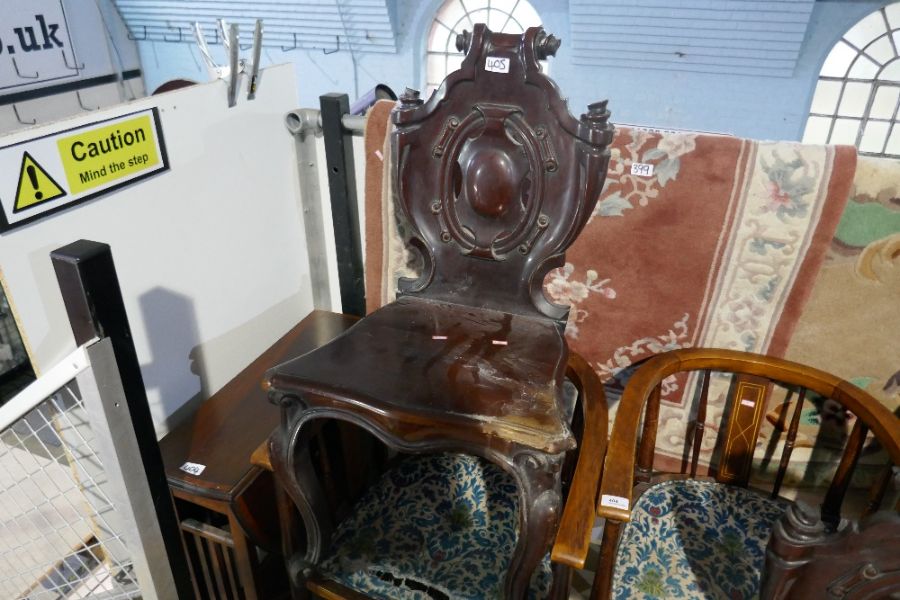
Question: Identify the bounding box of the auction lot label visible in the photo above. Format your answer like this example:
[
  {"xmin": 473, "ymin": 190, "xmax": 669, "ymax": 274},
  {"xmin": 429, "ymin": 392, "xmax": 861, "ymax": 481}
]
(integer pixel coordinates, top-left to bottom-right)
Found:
[{"xmin": 0, "ymin": 108, "xmax": 168, "ymax": 232}]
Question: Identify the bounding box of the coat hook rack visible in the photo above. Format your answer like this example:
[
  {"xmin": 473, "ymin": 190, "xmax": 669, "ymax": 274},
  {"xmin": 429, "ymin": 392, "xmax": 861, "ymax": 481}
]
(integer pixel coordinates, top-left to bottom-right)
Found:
[
  {"xmin": 76, "ymin": 90, "xmax": 98, "ymax": 111},
  {"xmin": 61, "ymin": 50, "xmax": 85, "ymax": 71},
  {"xmin": 12, "ymin": 104, "xmax": 36, "ymax": 125},
  {"xmin": 323, "ymin": 35, "xmax": 341, "ymax": 55},
  {"xmin": 281, "ymin": 32, "xmax": 300, "ymax": 52},
  {"xmin": 127, "ymin": 25, "xmax": 147, "ymax": 41},
  {"xmin": 12, "ymin": 57, "xmax": 39, "ymax": 79},
  {"xmin": 194, "ymin": 18, "xmax": 264, "ymax": 107},
  {"xmin": 164, "ymin": 25, "xmax": 186, "ymax": 43}
]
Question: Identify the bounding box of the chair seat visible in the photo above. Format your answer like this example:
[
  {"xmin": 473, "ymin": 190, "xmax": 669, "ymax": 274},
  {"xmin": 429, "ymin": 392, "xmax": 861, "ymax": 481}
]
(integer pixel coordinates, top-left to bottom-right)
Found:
[
  {"xmin": 267, "ymin": 296, "xmax": 574, "ymax": 453},
  {"xmin": 318, "ymin": 452, "xmax": 552, "ymax": 599},
  {"xmin": 611, "ymin": 480, "xmax": 788, "ymax": 600}
]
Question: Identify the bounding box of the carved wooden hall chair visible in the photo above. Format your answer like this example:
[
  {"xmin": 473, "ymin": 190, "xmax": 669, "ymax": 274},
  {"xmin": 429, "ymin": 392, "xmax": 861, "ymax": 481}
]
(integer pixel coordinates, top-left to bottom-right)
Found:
[
  {"xmin": 591, "ymin": 348, "xmax": 900, "ymax": 600},
  {"xmin": 264, "ymin": 25, "xmax": 615, "ymax": 599}
]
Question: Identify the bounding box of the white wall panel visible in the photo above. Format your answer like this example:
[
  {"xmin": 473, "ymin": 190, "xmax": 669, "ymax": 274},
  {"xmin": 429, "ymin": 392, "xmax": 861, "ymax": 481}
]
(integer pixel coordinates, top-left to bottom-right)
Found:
[{"xmin": 0, "ymin": 64, "xmax": 313, "ymax": 436}]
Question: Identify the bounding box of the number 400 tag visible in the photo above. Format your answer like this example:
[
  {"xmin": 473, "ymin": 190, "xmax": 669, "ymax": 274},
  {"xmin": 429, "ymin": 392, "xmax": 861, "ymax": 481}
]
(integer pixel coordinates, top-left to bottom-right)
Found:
[{"xmin": 179, "ymin": 461, "xmax": 206, "ymax": 477}]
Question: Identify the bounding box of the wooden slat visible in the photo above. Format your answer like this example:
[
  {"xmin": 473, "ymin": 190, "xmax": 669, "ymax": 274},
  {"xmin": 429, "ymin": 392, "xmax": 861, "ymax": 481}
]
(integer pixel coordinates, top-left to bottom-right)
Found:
[
  {"xmin": 689, "ymin": 370, "xmax": 710, "ymax": 478},
  {"xmin": 590, "ymin": 520, "xmax": 623, "ymax": 600},
  {"xmin": 715, "ymin": 374, "xmax": 770, "ymax": 487},
  {"xmin": 207, "ymin": 538, "xmax": 229, "ymax": 600},
  {"xmin": 771, "ymin": 387, "xmax": 806, "ymax": 498},
  {"xmin": 861, "ymin": 461, "xmax": 894, "ymax": 519},
  {"xmin": 222, "ymin": 545, "xmax": 242, "ymax": 600},
  {"xmin": 635, "ymin": 384, "xmax": 661, "ymax": 483},
  {"xmin": 822, "ymin": 419, "xmax": 869, "ymax": 528},
  {"xmin": 192, "ymin": 533, "xmax": 216, "ymax": 597},
  {"xmin": 181, "ymin": 518, "xmax": 235, "ymax": 547}
]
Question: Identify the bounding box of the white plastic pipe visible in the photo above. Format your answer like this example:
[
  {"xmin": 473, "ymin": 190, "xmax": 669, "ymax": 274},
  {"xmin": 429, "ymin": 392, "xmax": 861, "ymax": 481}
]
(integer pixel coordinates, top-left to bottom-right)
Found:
[{"xmin": 0, "ymin": 341, "xmax": 94, "ymax": 433}]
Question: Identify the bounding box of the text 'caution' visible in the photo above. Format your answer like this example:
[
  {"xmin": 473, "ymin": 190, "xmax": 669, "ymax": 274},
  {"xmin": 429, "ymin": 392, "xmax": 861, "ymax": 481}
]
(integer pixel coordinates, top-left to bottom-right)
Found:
[{"xmin": 0, "ymin": 108, "xmax": 168, "ymax": 232}]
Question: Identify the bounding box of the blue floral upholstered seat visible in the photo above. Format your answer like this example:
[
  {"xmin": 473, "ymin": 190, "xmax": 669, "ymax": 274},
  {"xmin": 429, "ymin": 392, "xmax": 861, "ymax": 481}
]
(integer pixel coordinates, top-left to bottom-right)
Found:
[
  {"xmin": 611, "ymin": 480, "xmax": 789, "ymax": 600},
  {"xmin": 318, "ymin": 453, "xmax": 553, "ymax": 600}
]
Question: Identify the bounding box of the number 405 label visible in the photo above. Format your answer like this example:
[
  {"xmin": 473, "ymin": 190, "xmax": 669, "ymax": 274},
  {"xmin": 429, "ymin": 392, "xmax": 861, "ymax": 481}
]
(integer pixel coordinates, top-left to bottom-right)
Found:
[{"xmin": 485, "ymin": 56, "xmax": 510, "ymax": 73}]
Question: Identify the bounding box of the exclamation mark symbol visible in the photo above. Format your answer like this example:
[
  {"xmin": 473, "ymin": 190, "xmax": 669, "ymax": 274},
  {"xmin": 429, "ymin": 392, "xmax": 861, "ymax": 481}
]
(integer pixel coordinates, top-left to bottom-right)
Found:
[{"xmin": 27, "ymin": 165, "xmax": 42, "ymax": 200}]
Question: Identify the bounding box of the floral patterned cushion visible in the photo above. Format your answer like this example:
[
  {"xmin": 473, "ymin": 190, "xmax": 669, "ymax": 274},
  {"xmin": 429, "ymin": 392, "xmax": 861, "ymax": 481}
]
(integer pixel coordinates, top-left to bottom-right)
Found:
[
  {"xmin": 612, "ymin": 480, "xmax": 788, "ymax": 600},
  {"xmin": 319, "ymin": 453, "xmax": 552, "ymax": 600}
]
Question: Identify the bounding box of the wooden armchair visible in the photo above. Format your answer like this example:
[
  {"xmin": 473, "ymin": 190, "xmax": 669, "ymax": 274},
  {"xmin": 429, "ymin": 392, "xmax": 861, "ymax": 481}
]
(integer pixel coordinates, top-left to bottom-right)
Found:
[
  {"xmin": 592, "ymin": 348, "xmax": 900, "ymax": 600},
  {"xmin": 264, "ymin": 24, "xmax": 615, "ymax": 599}
]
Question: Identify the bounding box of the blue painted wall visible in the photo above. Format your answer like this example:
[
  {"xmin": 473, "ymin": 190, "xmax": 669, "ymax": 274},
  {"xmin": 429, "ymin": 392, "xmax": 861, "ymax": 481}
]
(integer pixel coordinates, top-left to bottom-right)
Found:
[{"xmin": 135, "ymin": 0, "xmax": 892, "ymax": 141}]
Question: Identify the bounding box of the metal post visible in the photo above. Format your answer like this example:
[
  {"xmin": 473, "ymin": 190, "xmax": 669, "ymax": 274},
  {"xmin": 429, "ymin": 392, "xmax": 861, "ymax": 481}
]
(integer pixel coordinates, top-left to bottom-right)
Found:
[
  {"xmin": 76, "ymin": 338, "xmax": 176, "ymax": 599},
  {"xmin": 285, "ymin": 108, "xmax": 332, "ymax": 310},
  {"xmin": 320, "ymin": 92, "xmax": 366, "ymax": 316},
  {"xmin": 50, "ymin": 240, "xmax": 194, "ymax": 599}
]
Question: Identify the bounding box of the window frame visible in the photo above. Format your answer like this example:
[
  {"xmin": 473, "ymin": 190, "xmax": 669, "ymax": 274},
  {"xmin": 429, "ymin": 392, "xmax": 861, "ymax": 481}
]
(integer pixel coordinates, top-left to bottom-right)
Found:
[
  {"xmin": 423, "ymin": 0, "xmax": 544, "ymax": 96},
  {"xmin": 804, "ymin": 5, "xmax": 900, "ymax": 156}
]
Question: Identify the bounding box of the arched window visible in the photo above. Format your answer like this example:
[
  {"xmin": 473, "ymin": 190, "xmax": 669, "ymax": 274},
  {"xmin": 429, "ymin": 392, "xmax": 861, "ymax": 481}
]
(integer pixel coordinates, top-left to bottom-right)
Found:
[
  {"xmin": 425, "ymin": 0, "xmax": 543, "ymax": 96},
  {"xmin": 803, "ymin": 4, "xmax": 900, "ymax": 156}
]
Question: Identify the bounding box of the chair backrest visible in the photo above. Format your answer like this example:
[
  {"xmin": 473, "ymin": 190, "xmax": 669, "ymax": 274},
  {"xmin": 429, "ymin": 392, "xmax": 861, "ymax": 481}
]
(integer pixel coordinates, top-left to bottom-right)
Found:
[
  {"xmin": 390, "ymin": 24, "xmax": 614, "ymax": 324},
  {"xmin": 592, "ymin": 349, "xmax": 900, "ymax": 600},
  {"xmin": 600, "ymin": 349, "xmax": 900, "ymax": 526}
]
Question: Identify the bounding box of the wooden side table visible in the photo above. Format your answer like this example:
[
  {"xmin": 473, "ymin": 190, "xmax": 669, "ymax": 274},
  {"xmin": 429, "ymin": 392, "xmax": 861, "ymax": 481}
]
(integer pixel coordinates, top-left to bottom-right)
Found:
[{"xmin": 160, "ymin": 311, "xmax": 358, "ymax": 600}]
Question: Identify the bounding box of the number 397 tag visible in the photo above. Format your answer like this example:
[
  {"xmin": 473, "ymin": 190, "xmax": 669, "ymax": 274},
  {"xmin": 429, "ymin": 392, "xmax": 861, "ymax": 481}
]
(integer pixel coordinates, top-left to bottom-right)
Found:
[{"xmin": 485, "ymin": 56, "xmax": 510, "ymax": 73}]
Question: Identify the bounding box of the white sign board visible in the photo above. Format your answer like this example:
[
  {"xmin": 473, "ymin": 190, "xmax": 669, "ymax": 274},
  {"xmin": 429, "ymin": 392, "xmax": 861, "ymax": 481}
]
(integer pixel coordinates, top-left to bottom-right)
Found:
[
  {"xmin": 0, "ymin": 64, "xmax": 314, "ymax": 435},
  {"xmin": 1, "ymin": 1, "xmax": 79, "ymax": 92},
  {"xmin": 0, "ymin": 108, "xmax": 168, "ymax": 232}
]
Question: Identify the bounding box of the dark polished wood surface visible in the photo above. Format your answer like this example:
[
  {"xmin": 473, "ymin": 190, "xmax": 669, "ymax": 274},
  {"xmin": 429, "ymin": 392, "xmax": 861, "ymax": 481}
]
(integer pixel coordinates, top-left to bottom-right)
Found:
[
  {"xmin": 762, "ymin": 502, "xmax": 900, "ymax": 599},
  {"xmin": 268, "ymin": 296, "xmax": 573, "ymax": 453},
  {"xmin": 160, "ymin": 310, "xmax": 358, "ymax": 498},
  {"xmin": 392, "ymin": 27, "xmax": 612, "ymax": 323}
]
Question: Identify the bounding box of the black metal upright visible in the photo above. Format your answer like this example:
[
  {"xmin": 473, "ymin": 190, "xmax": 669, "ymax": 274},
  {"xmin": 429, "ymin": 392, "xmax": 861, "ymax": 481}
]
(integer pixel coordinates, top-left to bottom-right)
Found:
[
  {"xmin": 320, "ymin": 92, "xmax": 366, "ymax": 316},
  {"xmin": 50, "ymin": 240, "xmax": 194, "ymax": 598}
]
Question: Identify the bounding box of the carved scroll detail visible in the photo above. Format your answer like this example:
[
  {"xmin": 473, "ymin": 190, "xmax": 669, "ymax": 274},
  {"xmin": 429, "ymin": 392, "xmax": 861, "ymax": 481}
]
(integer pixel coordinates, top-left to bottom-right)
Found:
[
  {"xmin": 432, "ymin": 115, "xmax": 460, "ymax": 158},
  {"xmin": 435, "ymin": 104, "xmax": 550, "ymax": 261}
]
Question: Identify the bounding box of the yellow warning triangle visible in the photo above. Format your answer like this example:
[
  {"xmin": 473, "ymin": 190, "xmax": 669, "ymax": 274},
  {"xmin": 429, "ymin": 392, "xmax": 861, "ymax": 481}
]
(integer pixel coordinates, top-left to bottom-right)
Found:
[{"xmin": 14, "ymin": 152, "xmax": 66, "ymax": 213}]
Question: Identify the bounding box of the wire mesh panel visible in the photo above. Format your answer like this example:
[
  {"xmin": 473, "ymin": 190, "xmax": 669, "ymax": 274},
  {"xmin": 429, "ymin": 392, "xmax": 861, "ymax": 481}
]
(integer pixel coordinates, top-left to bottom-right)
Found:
[{"xmin": 0, "ymin": 379, "xmax": 141, "ymax": 599}]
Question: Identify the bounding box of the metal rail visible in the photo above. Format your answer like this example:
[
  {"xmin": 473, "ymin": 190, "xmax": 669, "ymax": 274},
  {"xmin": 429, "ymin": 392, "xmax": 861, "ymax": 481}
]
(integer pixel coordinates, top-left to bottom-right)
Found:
[
  {"xmin": 0, "ymin": 338, "xmax": 168, "ymax": 598},
  {"xmin": 284, "ymin": 104, "xmax": 368, "ymax": 313}
]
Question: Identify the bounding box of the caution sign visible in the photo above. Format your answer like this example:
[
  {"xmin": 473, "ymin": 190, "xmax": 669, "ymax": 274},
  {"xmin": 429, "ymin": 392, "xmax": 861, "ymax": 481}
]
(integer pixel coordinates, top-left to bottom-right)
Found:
[
  {"xmin": 0, "ymin": 108, "xmax": 168, "ymax": 232},
  {"xmin": 14, "ymin": 152, "xmax": 66, "ymax": 212}
]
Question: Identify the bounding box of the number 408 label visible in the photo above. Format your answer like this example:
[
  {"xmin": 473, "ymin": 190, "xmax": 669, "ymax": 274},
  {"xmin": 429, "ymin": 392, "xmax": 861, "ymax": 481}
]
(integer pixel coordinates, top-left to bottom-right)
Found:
[{"xmin": 485, "ymin": 56, "xmax": 510, "ymax": 73}]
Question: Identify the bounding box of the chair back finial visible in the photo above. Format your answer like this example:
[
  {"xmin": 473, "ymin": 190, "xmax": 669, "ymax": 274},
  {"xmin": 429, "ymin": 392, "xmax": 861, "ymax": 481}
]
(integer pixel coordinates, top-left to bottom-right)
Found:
[{"xmin": 392, "ymin": 24, "xmax": 614, "ymax": 323}]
